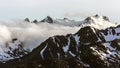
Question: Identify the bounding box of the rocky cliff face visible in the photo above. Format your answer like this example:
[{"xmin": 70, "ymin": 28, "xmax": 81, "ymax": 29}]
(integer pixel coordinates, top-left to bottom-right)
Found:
[{"xmin": 5, "ymin": 25, "xmax": 119, "ymax": 68}]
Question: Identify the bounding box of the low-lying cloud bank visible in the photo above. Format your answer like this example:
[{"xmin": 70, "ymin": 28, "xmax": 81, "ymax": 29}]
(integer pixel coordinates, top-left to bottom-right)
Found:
[
  {"xmin": 0, "ymin": 15, "xmax": 118, "ymax": 51},
  {"xmin": 0, "ymin": 20, "xmax": 80, "ymax": 51}
]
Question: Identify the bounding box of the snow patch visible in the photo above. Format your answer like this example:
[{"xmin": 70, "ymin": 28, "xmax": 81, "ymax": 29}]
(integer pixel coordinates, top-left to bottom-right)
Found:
[
  {"xmin": 40, "ymin": 44, "xmax": 48, "ymax": 60},
  {"xmin": 63, "ymin": 37, "xmax": 70, "ymax": 52},
  {"xmin": 73, "ymin": 35, "xmax": 80, "ymax": 45}
]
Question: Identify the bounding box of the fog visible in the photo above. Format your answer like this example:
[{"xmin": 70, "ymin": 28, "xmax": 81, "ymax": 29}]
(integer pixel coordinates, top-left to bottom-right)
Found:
[{"xmin": 0, "ymin": 21, "xmax": 80, "ymax": 51}]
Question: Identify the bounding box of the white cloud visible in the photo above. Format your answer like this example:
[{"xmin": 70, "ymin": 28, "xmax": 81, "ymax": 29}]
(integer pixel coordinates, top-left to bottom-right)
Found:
[{"xmin": 0, "ymin": 20, "xmax": 80, "ymax": 51}]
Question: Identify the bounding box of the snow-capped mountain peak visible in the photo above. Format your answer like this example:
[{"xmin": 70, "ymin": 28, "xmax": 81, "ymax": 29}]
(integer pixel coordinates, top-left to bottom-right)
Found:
[
  {"xmin": 24, "ymin": 15, "xmax": 118, "ymax": 30},
  {"xmin": 82, "ymin": 15, "xmax": 117, "ymax": 29}
]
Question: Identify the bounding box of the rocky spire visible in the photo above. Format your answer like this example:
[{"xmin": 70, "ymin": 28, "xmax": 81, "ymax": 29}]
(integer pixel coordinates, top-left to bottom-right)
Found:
[
  {"xmin": 24, "ymin": 18, "xmax": 30, "ymax": 22},
  {"xmin": 41, "ymin": 16, "xmax": 53, "ymax": 23}
]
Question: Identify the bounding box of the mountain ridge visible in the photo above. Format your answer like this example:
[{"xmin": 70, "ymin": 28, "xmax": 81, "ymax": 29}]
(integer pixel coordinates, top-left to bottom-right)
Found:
[
  {"xmin": 5, "ymin": 25, "xmax": 120, "ymax": 68},
  {"xmin": 24, "ymin": 15, "xmax": 117, "ymax": 29},
  {"xmin": 0, "ymin": 15, "xmax": 119, "ymax": 68}
]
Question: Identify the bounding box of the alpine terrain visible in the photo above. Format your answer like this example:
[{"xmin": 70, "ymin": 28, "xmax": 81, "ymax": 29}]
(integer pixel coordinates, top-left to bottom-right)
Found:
[{"xmin": 0, "ymin": 15, "xmax": 120, "ymax": 68}]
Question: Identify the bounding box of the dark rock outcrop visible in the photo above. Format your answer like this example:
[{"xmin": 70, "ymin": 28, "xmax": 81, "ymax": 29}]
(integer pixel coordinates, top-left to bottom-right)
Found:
[
  {"xmin": 84, "ymin": 15, "xmax": 110, "ymax": 24},
  {"xmin": 24, "ymin": 18, "xmax": 30, "ymax": 22},
  {"xmin": 32, "ymin": 19, "xmax": 38, "ymax": 23},
  {"xmin": 41, "ymin": 16, "xmax": 53, "ymax": 23},
  {"xmin": 103, "ymin": 16, "xmax": 110, "ymax": 22}
]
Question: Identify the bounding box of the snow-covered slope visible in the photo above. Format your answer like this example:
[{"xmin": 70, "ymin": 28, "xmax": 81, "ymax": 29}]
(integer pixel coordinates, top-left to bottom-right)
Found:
[{"xmin": 0, "ymin": 39, "xmax": 28, "ymax": 62}]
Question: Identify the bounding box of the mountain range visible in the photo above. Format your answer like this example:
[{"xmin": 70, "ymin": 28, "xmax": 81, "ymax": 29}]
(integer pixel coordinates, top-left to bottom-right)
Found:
[{"xmin": 0, "ymin": 15, "xmax": 120, "ymax": 68}]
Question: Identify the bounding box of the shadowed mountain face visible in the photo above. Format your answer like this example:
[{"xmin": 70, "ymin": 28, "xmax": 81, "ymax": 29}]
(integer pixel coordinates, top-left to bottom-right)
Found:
[{"xmin": 4, "ymin": 25, "xmax": 119, "ymax": 68}]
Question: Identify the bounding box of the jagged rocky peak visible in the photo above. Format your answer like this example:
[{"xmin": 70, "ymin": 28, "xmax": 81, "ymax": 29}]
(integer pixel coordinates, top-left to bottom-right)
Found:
[
  {"xmin": 84, "ymin": 14, "xmax": 110, "ymax": 24},
  {"xmin": 41, "ymin": 16, "xmax": 53, "ymax": 23},
  {"xmin": 77, "ymin": 26, "xmax": 98, "ymax": 43},
  {"xmin": 77, "ymin": 26, "xmax": 96, "ymax": 34},
  {"xmin": 82, "ymin": 14, "xmax": 117, "ymax": 29},
  {"xmin": 94, "ymin": 14, "xmax": 110, "ymax": 22},
  {"xmin": 77, "ymin": 26, "xmax": 97, "ymax": 37},
  {"xmin": 24, "ymin": 18, "xmax": 30, "ymax": 22},
  {"xmin": 32, "ymin": 19, "xmax": 38, "ymax": 23}
]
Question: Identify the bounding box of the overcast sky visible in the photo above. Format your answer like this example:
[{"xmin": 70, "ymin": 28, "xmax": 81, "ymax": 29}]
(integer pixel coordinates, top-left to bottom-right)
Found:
[{"xmin": 0, "ymin": 0, "xmax": 120, "ymax": 22}]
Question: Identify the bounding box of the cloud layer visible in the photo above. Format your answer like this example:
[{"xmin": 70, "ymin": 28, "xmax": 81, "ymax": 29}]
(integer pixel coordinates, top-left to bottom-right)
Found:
[{"xmin": 0, "ymin": 20, "xmax": 80, "ymax": 51}]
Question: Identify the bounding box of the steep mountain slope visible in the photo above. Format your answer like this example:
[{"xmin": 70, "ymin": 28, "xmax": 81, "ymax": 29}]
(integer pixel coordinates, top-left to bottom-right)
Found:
[{"xmin": 7, "ymin": 25, "xmax": 120, "ymax": 68}]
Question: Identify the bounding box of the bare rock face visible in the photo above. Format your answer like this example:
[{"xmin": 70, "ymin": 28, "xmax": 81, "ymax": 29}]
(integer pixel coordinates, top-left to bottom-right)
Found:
[
  {"xmin": 41, "ymin": 16, "xmax": 53, "ymax": 23},
  {"xmin": 32, "ymin": 19, "xmax": 38, "ymax": 23},
  {"xmin": 24, "ymin": 18, "xmax": 30, "ymax": 22},
  {"xmin": 4, "ymin": 25, "xmax": 119, "ymax": 68}
]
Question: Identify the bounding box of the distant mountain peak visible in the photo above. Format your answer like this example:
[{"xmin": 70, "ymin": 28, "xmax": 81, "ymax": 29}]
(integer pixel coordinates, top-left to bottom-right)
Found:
[
  {"xmin": 32, "ymin": 19, "xmax": 38, "ymax": 23},
  {"xmin": 82, "ymin": 15, "xmax": 116, "ymax": 29},
  {"xmin": 24, "ymin": 18, "xmax": 30, "ymax": 22},
  {"xmin": 84, "ymin": 15, "xmax": 110, "ymax": 24},
  {"xmin": 41, "ymin": 16, "xmax": 53, "ymax": 23},
  {"xmin": 23, "ymin": 15, "xmax": 118, "ymax": 30}
]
